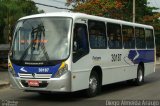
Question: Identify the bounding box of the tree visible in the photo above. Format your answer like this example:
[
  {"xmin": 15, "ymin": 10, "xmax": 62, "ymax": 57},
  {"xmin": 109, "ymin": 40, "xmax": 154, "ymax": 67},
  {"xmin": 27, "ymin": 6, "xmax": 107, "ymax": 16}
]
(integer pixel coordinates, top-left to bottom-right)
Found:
[
  {"xmin": 121, "ymin": 0, "xmax": 160, "ymax": 33},
  {"xmin": 67, "ymin": 0, "xmax": 124, "ymax": 19},
  {"xmin": 0, "ymin": 2, "xmax": 7, "ymax": 43},
  {"xmin": 66, "ymin": 0, "xmax": 160, "ymax": 33},
  {"xmin": 0, "ymin": 0, "xmax": 43, "ymax": 44}
]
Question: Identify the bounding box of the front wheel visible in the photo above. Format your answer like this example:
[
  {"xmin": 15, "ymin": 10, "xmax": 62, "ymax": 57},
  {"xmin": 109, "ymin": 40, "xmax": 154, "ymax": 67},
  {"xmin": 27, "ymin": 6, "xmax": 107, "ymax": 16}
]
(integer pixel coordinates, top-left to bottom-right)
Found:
[{"xmin": 86, "ymin": 71, "xmax": 101, "ymax": 97}]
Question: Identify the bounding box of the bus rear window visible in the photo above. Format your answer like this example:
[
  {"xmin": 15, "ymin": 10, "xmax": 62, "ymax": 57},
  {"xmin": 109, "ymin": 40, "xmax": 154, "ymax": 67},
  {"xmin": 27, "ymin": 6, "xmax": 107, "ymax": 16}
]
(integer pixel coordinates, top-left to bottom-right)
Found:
[
  {"xmin": 135, "ymin": 27, "xmax": 146, "ymax": 49},
  {"xmin": 145, "ymin": 29, "xmax": 154, "ymax": 49}
]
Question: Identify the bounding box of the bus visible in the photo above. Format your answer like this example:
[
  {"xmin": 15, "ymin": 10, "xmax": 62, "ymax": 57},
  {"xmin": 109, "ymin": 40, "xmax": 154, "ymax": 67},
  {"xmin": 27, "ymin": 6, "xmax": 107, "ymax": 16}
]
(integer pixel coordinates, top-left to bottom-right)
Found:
[{"xmin": 8, "ymin": 12, "xmax": 156, "ymax": 97}]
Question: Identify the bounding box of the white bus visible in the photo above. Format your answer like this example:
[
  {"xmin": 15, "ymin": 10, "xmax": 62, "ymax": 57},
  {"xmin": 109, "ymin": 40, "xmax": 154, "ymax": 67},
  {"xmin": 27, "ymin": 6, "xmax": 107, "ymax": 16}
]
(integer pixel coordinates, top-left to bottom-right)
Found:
[{"xmin": 8, "ymin": 12, "xmax": 156, "ymax": 97}]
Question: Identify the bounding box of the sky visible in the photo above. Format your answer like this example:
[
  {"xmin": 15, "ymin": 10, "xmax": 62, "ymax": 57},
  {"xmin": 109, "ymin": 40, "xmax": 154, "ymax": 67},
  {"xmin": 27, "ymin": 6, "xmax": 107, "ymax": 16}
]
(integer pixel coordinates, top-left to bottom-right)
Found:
[
  {"xmin": 148, "ymin": 0, "xmax": 160, "ymax": 12},
  {"xmin": 32, "ymin": 0, "xmax": 69, "ymax": 12},
  {"xmin": 32, "ymin": 0, "xmax": 160, "ymax": 13}
]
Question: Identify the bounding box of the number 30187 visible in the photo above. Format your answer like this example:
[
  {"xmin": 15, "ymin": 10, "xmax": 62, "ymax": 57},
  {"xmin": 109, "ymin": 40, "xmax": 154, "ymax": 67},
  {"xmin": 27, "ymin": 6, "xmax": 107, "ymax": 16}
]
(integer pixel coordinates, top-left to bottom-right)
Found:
[{"xmin": 111, "ymin": 54, "xmax": 122, "ymax": 62}]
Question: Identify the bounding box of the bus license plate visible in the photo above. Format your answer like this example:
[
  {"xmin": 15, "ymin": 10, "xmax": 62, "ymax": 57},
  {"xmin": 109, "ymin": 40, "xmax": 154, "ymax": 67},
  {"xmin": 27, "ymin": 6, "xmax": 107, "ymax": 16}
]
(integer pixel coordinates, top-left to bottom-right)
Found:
[{"xmin": 28, "ymin": 80, "xmax": 39, "ymax": 87}]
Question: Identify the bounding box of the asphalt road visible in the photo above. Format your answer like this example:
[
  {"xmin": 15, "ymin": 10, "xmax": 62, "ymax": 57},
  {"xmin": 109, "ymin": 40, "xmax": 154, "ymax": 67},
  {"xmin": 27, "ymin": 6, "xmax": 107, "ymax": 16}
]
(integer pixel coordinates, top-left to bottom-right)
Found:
[{"xmin": 0, "ymin": 65, "xmax": 160, "ymax": 106}]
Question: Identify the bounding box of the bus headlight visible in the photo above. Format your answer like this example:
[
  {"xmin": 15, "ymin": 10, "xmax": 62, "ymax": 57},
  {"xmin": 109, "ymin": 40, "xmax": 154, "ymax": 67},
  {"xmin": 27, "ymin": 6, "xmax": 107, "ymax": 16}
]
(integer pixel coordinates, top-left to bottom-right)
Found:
[
  {"xmin": 8, "ymin": 59, "xmax": 16, "ymax": 77},
  {"xmin": 54, "ymin": 62, "xmax": 68, "ymax": 78}
]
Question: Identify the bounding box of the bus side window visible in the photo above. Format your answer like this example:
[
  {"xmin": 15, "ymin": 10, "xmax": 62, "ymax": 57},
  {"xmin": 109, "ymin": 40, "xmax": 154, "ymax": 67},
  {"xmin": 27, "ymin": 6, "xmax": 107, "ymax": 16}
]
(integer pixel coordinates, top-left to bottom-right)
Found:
[
  {"xmin": 135, "ymin": 27, "xmax": 146, "ymax": 49},
  {"xmin": 122, "ymin": 25, "xmax": 135, "ymax": 49},
  {"xmin": 88, "ymin": 20, "xmax": 107, "ymax": 49},
  {"xmin": 145, "ymin": 29, "xmax": 154, "ymax": 49},
  {"xmin": 73, "ymin": 23, "xmax": 89, "ymax": 63},
  {"xmin": 107, "ymin": 23, "xmax": 122, "ymax": 49}
]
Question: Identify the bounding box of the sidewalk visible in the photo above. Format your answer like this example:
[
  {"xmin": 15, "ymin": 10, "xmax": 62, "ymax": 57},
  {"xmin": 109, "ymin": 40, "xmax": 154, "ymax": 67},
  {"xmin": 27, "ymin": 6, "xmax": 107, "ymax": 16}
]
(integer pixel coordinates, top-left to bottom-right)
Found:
[{"xmin": 0, "ymin": 68, "xmax": 10, "ymax": 89}]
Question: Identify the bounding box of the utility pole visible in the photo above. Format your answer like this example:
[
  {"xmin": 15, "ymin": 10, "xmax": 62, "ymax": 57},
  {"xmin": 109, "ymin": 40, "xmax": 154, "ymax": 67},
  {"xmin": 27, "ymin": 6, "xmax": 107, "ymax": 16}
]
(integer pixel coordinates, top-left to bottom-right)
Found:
[{"xmin": 133, "ymin": 0, "xmax": 135, "ymax": 23}]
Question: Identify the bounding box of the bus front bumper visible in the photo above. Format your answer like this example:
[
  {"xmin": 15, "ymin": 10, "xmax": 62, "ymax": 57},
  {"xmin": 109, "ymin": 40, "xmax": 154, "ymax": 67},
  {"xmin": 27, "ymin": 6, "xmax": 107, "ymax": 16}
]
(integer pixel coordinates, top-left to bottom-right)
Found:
[{"xmin": 8, "ymin": 71, "xmax": 71, "ymax": 92}]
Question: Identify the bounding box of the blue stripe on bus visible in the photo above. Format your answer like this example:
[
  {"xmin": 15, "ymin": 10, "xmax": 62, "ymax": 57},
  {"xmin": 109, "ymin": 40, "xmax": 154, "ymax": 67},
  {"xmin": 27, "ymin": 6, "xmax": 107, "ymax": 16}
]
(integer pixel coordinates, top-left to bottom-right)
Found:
[
  {"xmin": 128, "ymin": 50, "xmax": 154, "ymax": 64},
  {"xmin": 12, "ymin": 63, "xmax": 61, "ymax": 78}
]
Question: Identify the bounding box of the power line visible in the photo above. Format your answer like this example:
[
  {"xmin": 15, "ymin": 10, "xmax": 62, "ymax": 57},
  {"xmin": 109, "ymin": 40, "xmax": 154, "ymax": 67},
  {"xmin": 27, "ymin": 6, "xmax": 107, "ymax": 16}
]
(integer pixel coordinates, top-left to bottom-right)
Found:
[
  {"xmin": 152, "ymin": 0, "xmax": 160, "ymax": 12},
  {"xmin": 50, "ymin": 0, "xmax": 66, "ymax": 4},
  {"xmin": 34, "ymin": 2, "xmax": 71, "ymax": 10},
  {"xmin": 148, "ymin": 0, "xmax": 154, "ymax": 7},
  {"xmin": 147, "ymin": 0, "xmax": 160, "ymax": 12},
  {"xmin": 153, "ymin": 0, "xmax": 160, "ymax": 8},
  {"xmin": 152, "ymin": 0, "xmax": 156, "ymax": 7}
]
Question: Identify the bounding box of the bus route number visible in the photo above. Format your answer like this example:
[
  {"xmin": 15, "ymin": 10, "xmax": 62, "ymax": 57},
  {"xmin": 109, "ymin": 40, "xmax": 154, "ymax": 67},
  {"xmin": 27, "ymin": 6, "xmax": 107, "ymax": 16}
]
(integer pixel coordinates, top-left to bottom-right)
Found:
[{"xmin": 111, "ymin": 54, "xmax": 122, "ymax": 62}]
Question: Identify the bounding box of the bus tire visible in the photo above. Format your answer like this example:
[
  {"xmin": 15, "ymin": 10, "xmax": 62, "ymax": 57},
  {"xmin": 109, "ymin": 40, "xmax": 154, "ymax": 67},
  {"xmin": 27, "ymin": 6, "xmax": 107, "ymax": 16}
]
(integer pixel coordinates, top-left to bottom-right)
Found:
[
  {"xmin": 135, "ymin": 65, "xmax": 144, "ymax": 86},
  {"xmin": 86, "ymin": 71, "xmax": 100, "ymax": 97}
]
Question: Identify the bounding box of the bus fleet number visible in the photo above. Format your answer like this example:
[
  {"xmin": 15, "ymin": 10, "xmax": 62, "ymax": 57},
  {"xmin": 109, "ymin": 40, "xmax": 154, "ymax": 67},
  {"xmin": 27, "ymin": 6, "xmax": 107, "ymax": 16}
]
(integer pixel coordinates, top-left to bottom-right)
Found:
[{"xmin": 111, "ymin": 54, "xmax": 122, "ymax": 62}]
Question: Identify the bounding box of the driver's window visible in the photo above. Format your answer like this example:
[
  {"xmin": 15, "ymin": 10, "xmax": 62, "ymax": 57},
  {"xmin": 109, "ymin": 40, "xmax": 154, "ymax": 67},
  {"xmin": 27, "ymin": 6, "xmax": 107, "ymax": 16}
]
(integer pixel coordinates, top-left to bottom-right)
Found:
[{"xmin": 73, "ymin": 23, "xmax": 89, "ymax": 62}]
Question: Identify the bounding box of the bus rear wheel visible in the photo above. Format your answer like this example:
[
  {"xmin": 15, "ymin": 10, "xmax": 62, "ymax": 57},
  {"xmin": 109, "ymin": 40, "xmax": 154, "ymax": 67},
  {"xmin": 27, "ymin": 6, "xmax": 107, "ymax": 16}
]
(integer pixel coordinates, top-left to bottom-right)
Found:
[
  {"xmin": 135, "ymin": 65, "xmax": 144, "ymax": 86},
  {"xmin": 86, "ymin": 71, "xmax": 100, "ymax": 97}
]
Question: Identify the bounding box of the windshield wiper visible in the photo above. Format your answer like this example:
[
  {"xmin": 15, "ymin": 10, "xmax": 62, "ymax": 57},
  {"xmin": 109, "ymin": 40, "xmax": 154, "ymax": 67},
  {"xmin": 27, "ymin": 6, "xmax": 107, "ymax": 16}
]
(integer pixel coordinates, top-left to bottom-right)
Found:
[
  {"xmin": 20, "ymin": 24, "xmax": 50, "ymax": 62},
  {"xmin": 20, "ymin": 29, "xmax": 36, "ymax": 61},
  {"xmin": 39, "ymin": 25, "xmax": 50, "ymax": 61}
]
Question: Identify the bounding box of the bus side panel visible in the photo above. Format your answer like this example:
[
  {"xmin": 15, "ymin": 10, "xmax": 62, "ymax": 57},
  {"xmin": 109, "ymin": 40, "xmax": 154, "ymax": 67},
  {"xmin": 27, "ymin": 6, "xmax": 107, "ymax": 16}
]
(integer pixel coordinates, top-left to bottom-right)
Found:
[
  {"xmin": 144, "ymin": 62, "xmax": 155, "ymax": 76},
  {"xmin": 131, "ymin": 50, "xmax": 155, "ymax": 76},
  {"xmin": 71, "ymin": 55, "xmax": 91, "ymax": 92},
  {"xmin": 71, "ymin": 71, "xmax": 90, "ymax": 91},
  {"xmin": 102, "ymin": 65, "xmax": 138, "ymax": 85},
  {"xmin": 102, "ymin": 49, "xmax": 137, "ymax": 85},
  {"xmin": 124, "ymin": 65, "xmax": 138, "ymax": 80}
]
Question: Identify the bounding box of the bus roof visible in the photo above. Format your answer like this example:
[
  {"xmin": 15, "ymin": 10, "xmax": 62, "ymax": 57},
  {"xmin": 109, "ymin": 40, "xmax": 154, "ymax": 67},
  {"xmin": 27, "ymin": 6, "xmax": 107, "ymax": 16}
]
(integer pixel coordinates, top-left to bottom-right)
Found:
[{"xmin": 19, "ymin": 12, "xmax": 153, "ymax": 29}]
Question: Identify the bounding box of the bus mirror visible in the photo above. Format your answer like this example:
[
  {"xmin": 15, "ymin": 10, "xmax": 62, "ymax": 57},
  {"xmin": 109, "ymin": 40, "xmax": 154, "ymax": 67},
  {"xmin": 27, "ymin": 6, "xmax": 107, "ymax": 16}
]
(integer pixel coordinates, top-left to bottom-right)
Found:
[{"xmin": 73, "ymin": 41, "xmax": 78, "ymax": 52}]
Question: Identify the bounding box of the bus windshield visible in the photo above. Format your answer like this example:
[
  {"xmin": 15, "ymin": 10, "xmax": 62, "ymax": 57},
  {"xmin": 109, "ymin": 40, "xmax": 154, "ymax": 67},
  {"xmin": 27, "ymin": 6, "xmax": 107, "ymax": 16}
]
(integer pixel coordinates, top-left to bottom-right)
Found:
[{"xmin": 12, "ymin": 17, "xmax": 72, "ymax": 62}]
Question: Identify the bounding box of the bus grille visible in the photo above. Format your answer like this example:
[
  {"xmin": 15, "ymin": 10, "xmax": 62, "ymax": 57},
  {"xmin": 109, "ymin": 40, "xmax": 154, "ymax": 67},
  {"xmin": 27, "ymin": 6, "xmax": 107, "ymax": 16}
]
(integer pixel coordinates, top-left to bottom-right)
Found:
[{"xmin": 18, "ymin": 73, "xmax": 52, "ymax": 79}]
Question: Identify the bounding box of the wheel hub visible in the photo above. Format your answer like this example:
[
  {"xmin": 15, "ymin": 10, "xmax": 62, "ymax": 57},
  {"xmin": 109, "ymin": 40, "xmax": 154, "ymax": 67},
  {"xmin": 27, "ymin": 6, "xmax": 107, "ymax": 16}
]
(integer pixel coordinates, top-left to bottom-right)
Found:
[
  {"xmin": 89, "ymin": 77, "xmax": 97, "ymax": 93},
  {"xmin": 138, "ymin": 69, "xmax": 143, "ymax": 82}
]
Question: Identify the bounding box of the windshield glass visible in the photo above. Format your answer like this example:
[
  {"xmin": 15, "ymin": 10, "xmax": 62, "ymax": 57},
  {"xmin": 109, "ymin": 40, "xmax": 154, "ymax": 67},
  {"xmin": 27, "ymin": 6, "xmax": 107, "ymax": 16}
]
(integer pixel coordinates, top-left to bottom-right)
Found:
[{"xmin": 12, "ymin": 17, "xmax": 72, "ymax": 61}]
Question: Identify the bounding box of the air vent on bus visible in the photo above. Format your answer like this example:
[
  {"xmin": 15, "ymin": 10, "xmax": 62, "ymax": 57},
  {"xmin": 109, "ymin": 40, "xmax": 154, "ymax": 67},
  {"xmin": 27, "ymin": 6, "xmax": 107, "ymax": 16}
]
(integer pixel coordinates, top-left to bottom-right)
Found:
[{"xmin": 18, "ymin": 73, "xmax": 52, "ymax": 79}]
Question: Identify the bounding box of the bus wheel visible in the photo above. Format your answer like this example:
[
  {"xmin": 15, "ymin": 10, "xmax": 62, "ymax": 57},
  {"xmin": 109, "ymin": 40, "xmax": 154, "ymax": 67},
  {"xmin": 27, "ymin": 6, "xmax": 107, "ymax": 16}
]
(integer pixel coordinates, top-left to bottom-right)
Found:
[
  {"xmin": 135, "ymin": 65, "xmax": 144, "ymax": 86},
  {"xmin": 86, "ymin": 71, "xmax": 100, "ymax": 97}
]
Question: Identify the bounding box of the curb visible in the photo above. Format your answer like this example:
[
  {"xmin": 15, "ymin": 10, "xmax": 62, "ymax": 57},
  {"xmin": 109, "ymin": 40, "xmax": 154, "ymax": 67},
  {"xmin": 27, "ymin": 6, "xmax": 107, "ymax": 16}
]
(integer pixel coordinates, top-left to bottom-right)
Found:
[{"xmin": 0, "ymin": 81, "xmax": 10, "ymax": 89}]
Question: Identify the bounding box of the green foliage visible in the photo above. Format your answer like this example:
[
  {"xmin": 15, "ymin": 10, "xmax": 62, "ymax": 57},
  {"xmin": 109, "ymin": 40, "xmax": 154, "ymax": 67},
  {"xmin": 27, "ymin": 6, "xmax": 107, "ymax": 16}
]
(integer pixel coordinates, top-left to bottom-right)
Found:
[
  {"xmin": 124, "ymin": 0, "xmax": 158, "ymax": 23},
  {"xmin": 68, "ymin": 0, "xmax": 160, "ymax": 34},
  {"xmin": 0, "ymin": 0, "xmax": 43, "ymax": 44},
  {"xmin": 67, "ymin": 0, "xmax": 160, "ymax": 53}
]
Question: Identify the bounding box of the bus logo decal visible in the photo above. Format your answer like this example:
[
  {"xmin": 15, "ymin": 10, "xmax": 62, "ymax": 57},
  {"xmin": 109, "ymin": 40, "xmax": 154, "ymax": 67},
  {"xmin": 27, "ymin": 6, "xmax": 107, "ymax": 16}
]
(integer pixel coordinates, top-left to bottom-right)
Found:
[
  {"xmin": 20, "ymin": 67, "xmax": 27, "ymax": 73},
  {"xmin": 92, "ymin": 56, "xmax": 101, "ymax": 61},
  {"xmin": 32, "ymin": 73, "xmax": 35, "ymax": 78},
  {"xmin": 133, "ymin": 50, "xmax": 140, "ymax": 61}
]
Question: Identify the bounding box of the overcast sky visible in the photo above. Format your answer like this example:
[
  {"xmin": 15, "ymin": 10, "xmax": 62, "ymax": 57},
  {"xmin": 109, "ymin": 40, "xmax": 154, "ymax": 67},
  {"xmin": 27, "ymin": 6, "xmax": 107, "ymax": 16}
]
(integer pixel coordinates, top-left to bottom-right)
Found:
[
  {"xmin": 33, "ymin": 0, "xmax": 160, "ymax": 13},
  {"xmin": 33, "ymin": 0, "xmax": 69, "ymax": 12}
]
